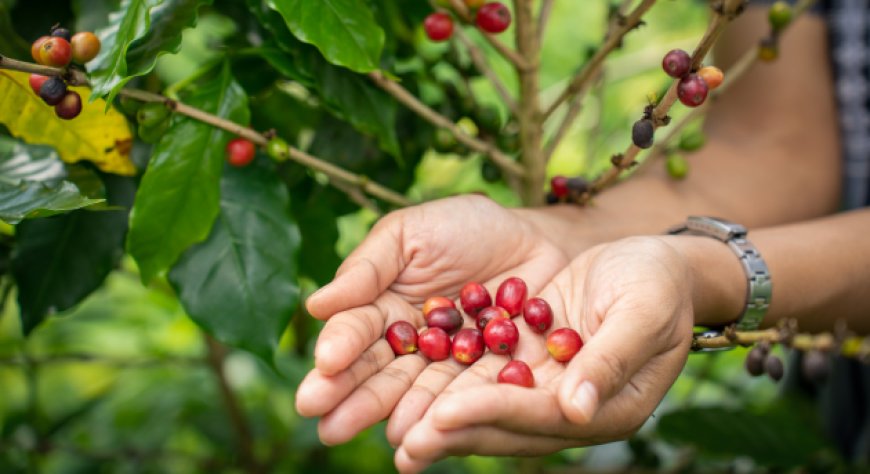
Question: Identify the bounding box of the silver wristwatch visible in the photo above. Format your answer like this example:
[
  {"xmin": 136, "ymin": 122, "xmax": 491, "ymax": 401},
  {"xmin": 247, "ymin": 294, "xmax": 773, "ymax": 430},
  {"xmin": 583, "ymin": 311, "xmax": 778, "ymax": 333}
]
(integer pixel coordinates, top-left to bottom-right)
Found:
[{"xmin": 668, "ymin": 216, "xmax": 772, "ymax": 342}]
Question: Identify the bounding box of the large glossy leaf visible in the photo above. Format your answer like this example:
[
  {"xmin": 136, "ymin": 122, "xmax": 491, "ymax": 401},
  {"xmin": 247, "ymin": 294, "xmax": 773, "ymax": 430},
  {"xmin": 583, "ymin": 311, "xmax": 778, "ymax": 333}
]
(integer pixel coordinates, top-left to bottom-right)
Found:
[
  {"xmin": 169, "ymin": 161, "xmax": 301, "ymax": 360},
  {"xmin": 0, "ymin": 71, "xmax": 135, "ymax": 176},
  {"xmin": 0, "ymin": 137, "xmax": 102, "ymax": 224},
  {"xmin": 267, "ymin": 0, "xmax": 384, "ymax": 73},
  {"xmin": 11, "ymin": 173, "xmax": 134, "ymax": 334},
  {"xmin": 127, "ymin": 63, "xmax": 249, "ymax": 283},
  {"xmin": 89, "ymin": 0, "xmax": 211, "ymax": 102},
  {"xmin": 657, "ymin": 405, "xmax": 834, "ymax": 467}
]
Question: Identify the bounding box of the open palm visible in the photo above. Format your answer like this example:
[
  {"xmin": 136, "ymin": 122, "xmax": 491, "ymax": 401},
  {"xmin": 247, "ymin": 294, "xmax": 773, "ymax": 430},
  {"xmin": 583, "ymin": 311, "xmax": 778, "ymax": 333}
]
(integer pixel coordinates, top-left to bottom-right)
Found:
[
  {"xmin": 391, "ymin": 237, "xmax": 696, "ymax": 473},
  {"xmin": 295, "ymin": 195, "xmax": 570, "ymax": 446}
]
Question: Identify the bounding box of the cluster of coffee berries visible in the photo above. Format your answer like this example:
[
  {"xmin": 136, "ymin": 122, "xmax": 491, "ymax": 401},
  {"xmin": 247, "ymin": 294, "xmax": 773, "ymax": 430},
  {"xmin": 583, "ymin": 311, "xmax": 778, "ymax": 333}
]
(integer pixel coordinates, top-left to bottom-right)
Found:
[
  {"xmin": 758, "ymin": 1, "xmax": 793, "ymax": 62},
  {"xmin": 744, "ymin": 342, "xmax": 785, "ymax": 381},
  {"xmin": 226, "ymin": 138, "xmax": 256, "ymax": 167},
  {"xmin": 384, "ymin": 277, "xmax": 583, "ymax": 388},
  {"xmin": 424, "ymin": 1, "xmax": 512, "ymax": 42},
  {"xmin": 546, "ymin": 175, "xmax": 589, "ymax": 204},
  {"xmin": 28, "ymin": 26, "xmax": 101, "ymax": 120},
  {"xmin": 662, "ymin": 49, "xmax": 724, "ymax": 109}
]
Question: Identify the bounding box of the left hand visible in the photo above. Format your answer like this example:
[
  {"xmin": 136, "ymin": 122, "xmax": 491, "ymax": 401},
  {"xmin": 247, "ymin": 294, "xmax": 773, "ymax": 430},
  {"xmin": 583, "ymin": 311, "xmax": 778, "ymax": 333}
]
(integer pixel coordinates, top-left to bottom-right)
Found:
[{"xmin": 393, "ymin": 237, "xmax": 697, "ymax": 473}]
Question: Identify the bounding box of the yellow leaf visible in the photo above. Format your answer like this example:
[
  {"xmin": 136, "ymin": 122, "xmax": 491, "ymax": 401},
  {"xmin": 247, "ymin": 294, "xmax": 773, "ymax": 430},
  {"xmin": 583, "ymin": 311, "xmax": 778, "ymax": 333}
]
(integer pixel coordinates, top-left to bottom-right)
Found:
[{"xmin": 0, "ymin": 70, "xmax": 135, "ymax": 176}]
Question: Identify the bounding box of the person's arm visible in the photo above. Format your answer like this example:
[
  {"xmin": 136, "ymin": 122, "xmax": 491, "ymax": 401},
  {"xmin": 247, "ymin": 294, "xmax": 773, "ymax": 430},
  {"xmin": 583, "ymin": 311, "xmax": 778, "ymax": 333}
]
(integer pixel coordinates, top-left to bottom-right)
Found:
[{"xmin": 521, "ymin": 7, "xmax": 841, "ymax": 257}]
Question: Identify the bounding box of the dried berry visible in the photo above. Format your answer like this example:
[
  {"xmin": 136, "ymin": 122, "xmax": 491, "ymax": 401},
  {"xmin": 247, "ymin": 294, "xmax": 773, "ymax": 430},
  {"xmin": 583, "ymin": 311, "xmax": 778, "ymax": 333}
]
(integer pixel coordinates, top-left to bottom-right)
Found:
[
  {"xmin": 418, "ymin": 327, "xmax": 451, "ymax": 361},
  {"xmin": 452, "ymin": 328, "xmax": 485, "ymax": 365},
  {"xmin": 483, "ymin": 317, "xmax": 519, "ymax": 355},
  {"xmin": 495, "ymin": 277, "xmax": 527, "ymax": 317},
  {"xmin": 744, "ymin": 346, "xmax": 766, "ymax": 377},
  {"xmin": 386, "ymin": 321, "xmax": 418, "ymax": 355},
  {"xmin": 425, "ymin": 307, "xmax": 464, "ymax": 334},
  {"xmin": 631, "ymin": 119, "xmax": 655, "ymax": 149},
  {"xmin": 38, "ymin": 77, "xmax": 67, "ymax": 106},
  {"xmin": 677, "ymin": 73, "xmax": 709, "ymax": 107},
  {"xmin": 765, "ymin": 355, "xmax": 785, "ymax": 382},
  {"xmin": 801, "ymin": 350, "xmax": 830, "ymax": 382},
  {"xmin": 497, "ymin": 360, "xmax": 534, "ymax": 387},
  {"xmin": 662, "ymin": 49, "xmax": 692, "ymax": 78},
  {"xmin": 522, "ymin": 297, "xmax": 553, "ymax": 334},
  {"xmin": 547, "ymin": 328, "xmax": 583, "ymax": 362},
  {"xmin": 460, "ymin": 282, "xmax": 492, "ymax": 318}
]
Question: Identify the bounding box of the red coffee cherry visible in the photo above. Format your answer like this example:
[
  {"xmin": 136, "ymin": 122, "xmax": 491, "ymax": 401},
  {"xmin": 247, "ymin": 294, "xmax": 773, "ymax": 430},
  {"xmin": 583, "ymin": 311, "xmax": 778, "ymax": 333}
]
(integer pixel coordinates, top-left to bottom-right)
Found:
[
  {"xmin": 451, "ymin": 328, "xmax": 484, "ymax": 365},
  {"xmin": 476, "ymin": 2, "xmax": 511, "ymax": 34},
  {"xmin": 29, "ymin": 74, "xmax": 49, "ymax": 95},
  {"xmin": 31, "ymin": 36, "xmax": 50, "ymax": 64},
  {"xmin": 546, "ymin": 328, "xmax": 583, "ymax": 362},
  {"xmin": 677, "ymin": 73, "xmax": 709, "ymax": 108},
  {"xmin": 497, "ymin": 360, "xmax": 534, "ymax": 387},
  {"xmin": 460, "ymin": 282, "xmax": 492, "ymax": 318},
  {"xmin": 476, "ymin": 305, "xmax": 509, "ymax": 331},
  {"xmin": 425, "ymin": 307, "xmax": 463, "ymax": 334},
  {"xmin": 522, "ymin": 297, "xmax": 553, "ymax": 334},
  {"xmin": 698, "ymin": 65, "xmax": 724, "ymax": 90},
  {"xmin": 38, "ymin": 37, "xmax": 72, "ymax": 67},
  {"xmin": 424, "ymin": 12, "xmax": 454, "ymax": 42},
  {"xmin": 226, "ymin": 138, "xmax": 256, "ymax": 167},
  {"xmin": 550, "ymin": 175, "xmax": 569, "ymax": 199},
  {"xmin": 418, "ymin": 327, "xmax": 451, "ymax": 361},
  {"xmin": 495, "ymin": 277, "xmax": 527, "ymax": 317},
  {"xmin": 70, "ymin": 32, "xmax": 102, "ymax": 64},
  {"xmin": 55, "ymin": 91, "xmax": 82, "ymax": 120},
  {"xmin": 386, "ymin": 321, "xmax": 418, "ymax": 355},
  {"xmin": 422, "ymin": 296, "xmax": 455, "ymax": 317},
  {"xmin": 662, "ymin": 49, "xmax": 691, "ymax": 78},
  {"xmin": 483, "ymin": 317, "xmax": 518, "ymax": 355}
]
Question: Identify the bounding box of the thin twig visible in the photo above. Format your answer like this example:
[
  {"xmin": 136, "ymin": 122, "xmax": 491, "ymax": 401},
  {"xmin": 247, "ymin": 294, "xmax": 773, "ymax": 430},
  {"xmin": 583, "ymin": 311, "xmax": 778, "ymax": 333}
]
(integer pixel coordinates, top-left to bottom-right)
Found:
[
  {"xmin": 582, "ymin": 0, "xmax": 746, "ymax": 202},
  {"xmin": 0, "ymin": 55, "xmax": 413, "ymax": 208},
  {"xmin": 445, "ymin": 0, "xmax": 533, "ymax": 70},
  {"xmin": 368, "ymin": 71, "xmax": 526, "ymax": 178},
  {"xmin": 692, "ymin": 328, "xmax": 870, "ymax": 360},
  {"xmin": 536, "ymin": 0, "xmax": 554, "ymax": 45},
  {"xmin": 454, "ymin": 28, "xmax": 519, "ymax": 115},
  {"xmin": 543, "ymin": 0, "xmax": 657, "ymax": 120}
]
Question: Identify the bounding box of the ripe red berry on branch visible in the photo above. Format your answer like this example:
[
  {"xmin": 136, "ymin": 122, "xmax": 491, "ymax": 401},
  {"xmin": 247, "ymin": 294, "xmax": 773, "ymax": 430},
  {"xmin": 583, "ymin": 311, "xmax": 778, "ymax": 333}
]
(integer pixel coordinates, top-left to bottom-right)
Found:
[
  {"xmin": 677, "ymin": 73, "xmax": 709, "ymax": 107},
  {"xmin": 476, "ymin": 2, "xmax": 511, "ymax": 34},
  {"xmin": 55, "ymin": 91, "xmax": 82, "ymax": 120},
  {"xmin": 662, "ymin": 49, "xmax": 691, "ymax": 78},
  {"xmin": 28, "ymin": 74, "xmax": 48, "ymax": 95},
  {"xmin": 31, "ymin": 36, "xmax": 50, "ymax": 64},
  {"xmin": 38, "ymin": 37, "xmax": 72, "ymax": 67},
  {"xmin": 226, "ymin": 138, "xmax": 256, "ymax": 167},
  {"xmin": 424, "ymin": 12, "xmax": 454, "ymax": 42},
  {"xmin": 550, "ymin": 175, "xmax": 569, "ymax": 199}
]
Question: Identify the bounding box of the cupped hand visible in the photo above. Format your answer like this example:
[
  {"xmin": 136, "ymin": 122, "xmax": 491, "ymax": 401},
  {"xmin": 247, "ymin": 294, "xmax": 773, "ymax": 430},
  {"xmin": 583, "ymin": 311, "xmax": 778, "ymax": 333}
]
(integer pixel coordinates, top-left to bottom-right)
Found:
[
  {"xmin": 393, "ymin": 237, "xmax": 697, "ymax": 473},
  {"xmin": 294, "ymin": 195, "xmax": 570, "ymax": 446}
]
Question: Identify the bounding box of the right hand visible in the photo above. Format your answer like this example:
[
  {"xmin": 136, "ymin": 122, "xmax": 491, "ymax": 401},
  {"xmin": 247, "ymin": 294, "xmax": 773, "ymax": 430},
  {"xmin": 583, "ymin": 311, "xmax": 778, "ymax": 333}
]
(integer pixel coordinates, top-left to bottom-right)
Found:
[{"xmin": 295, "ymin": 195, "xmax": 570, "ymax": 447}]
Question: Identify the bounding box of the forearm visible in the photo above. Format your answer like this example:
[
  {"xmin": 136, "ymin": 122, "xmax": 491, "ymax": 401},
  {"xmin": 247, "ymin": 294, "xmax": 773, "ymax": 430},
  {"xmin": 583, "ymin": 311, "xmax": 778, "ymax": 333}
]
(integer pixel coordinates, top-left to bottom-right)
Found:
[{"xmin": 674, "ymin": 209, "xmax": 870, "ymax": 335}]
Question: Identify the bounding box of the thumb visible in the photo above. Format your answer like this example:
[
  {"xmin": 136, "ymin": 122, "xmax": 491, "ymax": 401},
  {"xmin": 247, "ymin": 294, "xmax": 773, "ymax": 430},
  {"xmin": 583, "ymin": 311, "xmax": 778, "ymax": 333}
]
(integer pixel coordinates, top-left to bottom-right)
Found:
[
  {"xmin": 557, "ymin": 313, "xmax": 661, "ymax": 425},
  {"xmin": 306, "ymin": 215, "xmax": 405, "ymax": 319}
]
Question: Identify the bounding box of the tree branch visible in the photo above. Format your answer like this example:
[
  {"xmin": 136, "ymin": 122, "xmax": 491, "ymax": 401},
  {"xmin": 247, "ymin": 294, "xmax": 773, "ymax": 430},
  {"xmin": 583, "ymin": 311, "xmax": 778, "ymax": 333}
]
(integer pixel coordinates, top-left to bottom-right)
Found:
[
  {"xmin": 692, "ymin": 326, "xmax": 870, "ymax": 360},
  {"xmin": 536, "ymin": 0, "xmax": 554, "ymax": 44},
  {"xmin": 368, "ymin": 71, "xmax": 526, "ymax": 178},
  {"xmin": 445, "ymin": 0, "xmax": 533, "ymax": 70},
  {"xmin": 0, "ymin": 55, "xmax": 413, "ymax": 209},
  {"xmin": 454, "ymin": 28, "xmax": 519, "ymax": 116},
  {"xmin": 513, "ymin": 0, "xmax": 544, "ymax": 205}
]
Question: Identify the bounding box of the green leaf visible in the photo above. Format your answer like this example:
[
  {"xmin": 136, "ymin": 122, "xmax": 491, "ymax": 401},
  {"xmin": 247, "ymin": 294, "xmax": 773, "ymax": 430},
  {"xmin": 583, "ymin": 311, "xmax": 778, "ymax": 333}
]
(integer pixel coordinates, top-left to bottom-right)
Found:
[
  {"xmin": 0, "ymin": 138, "xmax": 102, "ymax": 224},
  {"xmin": 11, "ymin": 174, "xmax": 132, "ymax": 334},
  {"xmin": 169, "ymin": 161, "xmax": 301, "ymax": 360},
  {"xmin": 89, "ymin": 0, "xmax": 212, "ymax": 102},
  {"xmin": 657, "ymin": 405, "xmax": 834, "ymax": 467},
  {"xmin": 292, "ymin": 188, "xmax": 340, "ymax": 285},
  {"xmin": 267, "ymin": 0, "xmax": 385, "ymax": 73},
  {"xmin": 127, "ymin": 63, "xmax": 249, "ymax": 283}
]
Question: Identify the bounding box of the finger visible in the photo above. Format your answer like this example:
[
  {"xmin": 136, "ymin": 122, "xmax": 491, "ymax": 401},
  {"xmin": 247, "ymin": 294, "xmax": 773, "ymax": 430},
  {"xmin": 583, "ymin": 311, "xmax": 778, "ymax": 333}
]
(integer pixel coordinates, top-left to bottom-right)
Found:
[
  {"xmin": 296, "ymin": 339, "xmax": 394, "ymax": 417},
  {"xmin": 312, "ymin": 305, "xmax": 385, "ymax": 376},
  {"xmin": 396, "ymin": 424, "xmax": 578, "ymax": 474},
  {"xmin": 306, "ymin": 215, "xmax": 405, "ymax": 319},
  {"xmin": 558, "ymin": 311, "xmax": 665, "ymax": 425},
  {"xmin": 317, "ymin": 353, "xmax": 427, "ymax": 446},
  {"xmin": 386, "ymin": 360, "xmax": 463, "ymax": 447}
]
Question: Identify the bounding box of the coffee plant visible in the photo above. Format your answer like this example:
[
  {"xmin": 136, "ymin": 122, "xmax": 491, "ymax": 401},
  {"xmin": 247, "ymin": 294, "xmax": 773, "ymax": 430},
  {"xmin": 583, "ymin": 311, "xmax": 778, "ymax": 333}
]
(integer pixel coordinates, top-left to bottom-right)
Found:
[{"xmin": 0, "ymin": 0, "xmax": 860, "ymax": 471}]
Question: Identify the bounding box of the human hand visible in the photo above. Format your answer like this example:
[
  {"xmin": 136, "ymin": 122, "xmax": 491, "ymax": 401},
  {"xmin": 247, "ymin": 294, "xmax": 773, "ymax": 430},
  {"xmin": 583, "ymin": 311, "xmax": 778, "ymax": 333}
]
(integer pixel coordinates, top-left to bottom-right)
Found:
[
  {"xmin": 392, "ymin": 237, "xmax": 697, "ymax": 472},
  {"xmin": 294, "ymin": 195, "xmax": 570, "ymax": 445}
]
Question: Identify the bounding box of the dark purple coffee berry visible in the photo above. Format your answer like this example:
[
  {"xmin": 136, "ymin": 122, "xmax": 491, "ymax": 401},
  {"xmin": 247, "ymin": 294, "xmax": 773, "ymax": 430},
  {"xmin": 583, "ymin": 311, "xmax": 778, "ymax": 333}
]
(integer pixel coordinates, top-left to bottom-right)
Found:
[
  {"xmin": 566, "ymin": 177, "xmax": 589, "ymax": 195},
  {"xmin": 677, "ymin": 73, "xmax": 709, "ymax": 107},
  {"xmin": 50, "ymin": 26, "xmax": 72, "ymax": 42},
  {"xmin": 631, "ymin": 119, "xmax": 655, "ymax": 149},
  {"xmin": 801, "ymin": 350, "xmax": 830, "ymax": 382},
  {"xmin": 39, "ymin": 77, "xmax": 67, "ymax": 106},
  {"xmin": 745, "ymin": 346, "xmax": 766, "ymax": 377},
  {"xmin": 662, "ymin": 49, "xmax": 691, "ymax": 78},
  {"xmin": 765, "ymin": 355, "xmax": 784, "ymax": 381}
]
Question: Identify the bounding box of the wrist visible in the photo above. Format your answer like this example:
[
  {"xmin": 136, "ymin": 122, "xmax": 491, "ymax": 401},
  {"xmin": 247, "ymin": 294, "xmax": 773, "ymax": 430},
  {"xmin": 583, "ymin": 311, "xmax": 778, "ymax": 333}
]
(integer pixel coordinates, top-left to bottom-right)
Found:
[{"xmin": 661, "ymin": 235, "xmax": 747, "ymax": 327}]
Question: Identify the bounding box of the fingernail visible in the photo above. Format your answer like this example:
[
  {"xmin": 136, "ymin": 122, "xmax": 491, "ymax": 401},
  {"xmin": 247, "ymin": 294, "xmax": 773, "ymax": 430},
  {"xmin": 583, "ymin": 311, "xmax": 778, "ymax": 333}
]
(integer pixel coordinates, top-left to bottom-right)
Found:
[{"xmin": 571, "ymin": 381, "xmax": 599, "ymax": 422}]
